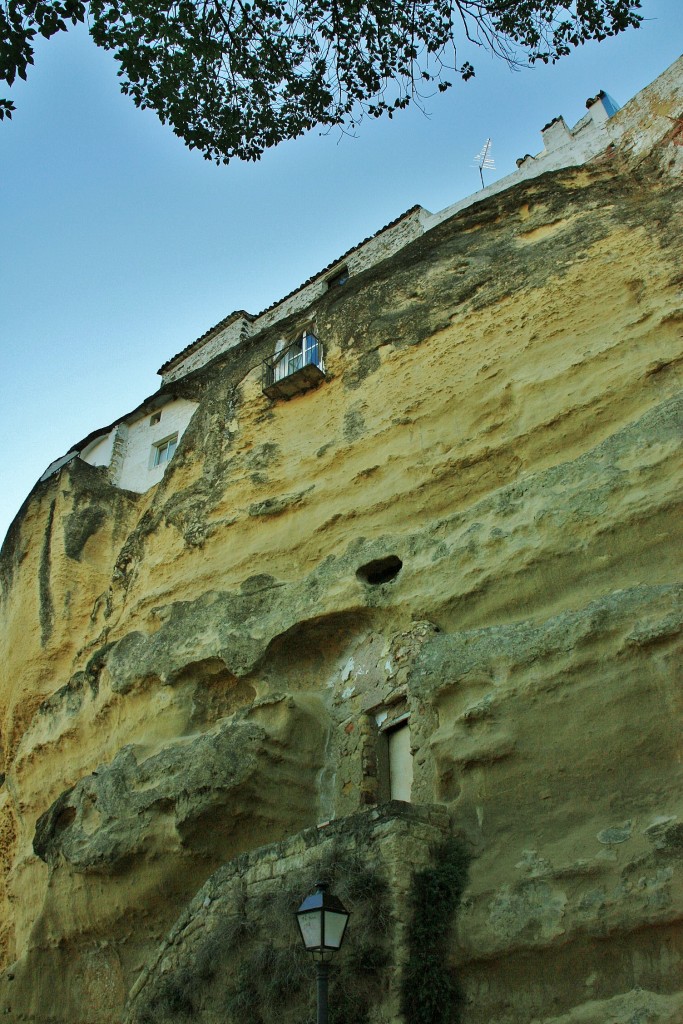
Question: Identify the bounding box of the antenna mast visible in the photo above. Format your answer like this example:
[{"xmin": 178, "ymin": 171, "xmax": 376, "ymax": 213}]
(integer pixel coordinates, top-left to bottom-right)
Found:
[{"xmin": 474, "ymin": 138, "xmax": 496, "ymax": 190}]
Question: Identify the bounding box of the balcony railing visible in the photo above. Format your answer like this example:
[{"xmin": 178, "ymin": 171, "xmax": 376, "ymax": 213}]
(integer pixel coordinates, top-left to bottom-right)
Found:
[{"xmin": 262, "ymin": 333, "xmax": 326, "ymax": 399}]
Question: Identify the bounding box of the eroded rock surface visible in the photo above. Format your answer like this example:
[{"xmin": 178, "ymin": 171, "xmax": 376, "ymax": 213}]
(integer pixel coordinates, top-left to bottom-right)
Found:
[{"xmin": 0, "ymin": 71, "xmax": 681, "ymax": 1023}]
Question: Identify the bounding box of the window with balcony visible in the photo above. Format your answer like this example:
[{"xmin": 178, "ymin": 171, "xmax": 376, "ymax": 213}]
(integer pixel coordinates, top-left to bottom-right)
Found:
[{"xmin": 262, "ymin": 330, "xmax": 325, "ymax": 400}]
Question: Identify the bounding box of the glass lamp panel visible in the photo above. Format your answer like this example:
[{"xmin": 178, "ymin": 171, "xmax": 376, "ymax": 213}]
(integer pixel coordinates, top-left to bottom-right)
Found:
[
  {"xmin": 323, "ymin": 910, "xmax": 348, "ymax": 949},
  {"xmin": 297, "ymin": 910, "xmax": 323, "ymax": 950}
]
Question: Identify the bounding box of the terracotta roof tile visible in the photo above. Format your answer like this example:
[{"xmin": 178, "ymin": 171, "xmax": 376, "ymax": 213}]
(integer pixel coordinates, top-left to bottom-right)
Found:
[{"xmin": 252, "ymin": 204, "xmax": 423, "ymax": 319}]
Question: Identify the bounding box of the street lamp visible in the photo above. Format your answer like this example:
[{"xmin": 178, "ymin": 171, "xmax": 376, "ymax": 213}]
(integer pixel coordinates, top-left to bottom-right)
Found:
[{"xmin": 296, "ymin": 881, "xmax": 350, "ymax": 1024}]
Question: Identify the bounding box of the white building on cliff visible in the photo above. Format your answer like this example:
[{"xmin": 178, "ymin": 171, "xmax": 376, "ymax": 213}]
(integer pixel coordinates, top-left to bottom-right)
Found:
[{"xmin": 39, "ymin": 58, "xmax": 682, "ymax": 496}]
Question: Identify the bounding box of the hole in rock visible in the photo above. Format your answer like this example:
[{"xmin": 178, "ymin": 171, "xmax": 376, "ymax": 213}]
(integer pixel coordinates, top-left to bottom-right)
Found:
[
  {"xmin": 54, "ymin": 806, "xmax": 76, "ymax": 834},
  {"xmin": 356, "ymin": 555, "xmax": 403, "ymax": 586}
]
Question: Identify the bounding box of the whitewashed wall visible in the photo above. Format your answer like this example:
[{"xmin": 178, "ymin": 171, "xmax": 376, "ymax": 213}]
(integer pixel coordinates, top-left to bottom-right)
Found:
[
  {"xmin": 426, "ymin": 55, "xmax": 683, "ymax": 231},
  {"xmin": 114, "ymin": 398, "xmax": 198, "ymax": 493},
  {"xmin": 425, "ymin": 96, "xmax": 616, "ymax": 231},
  {"xmin": 81, "ymin": 429, "xmax": 116, "ymax": 469}
]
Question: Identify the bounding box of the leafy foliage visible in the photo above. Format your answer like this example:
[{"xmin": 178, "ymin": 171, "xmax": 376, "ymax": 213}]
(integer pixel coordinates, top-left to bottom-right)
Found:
[
  {"xmin": 400, "ymin": 837, "xmax": 470, "ymax": 1024},
  {"xmin": 1, "ymin": 2, "xmax": 642, "ymax": 156}
]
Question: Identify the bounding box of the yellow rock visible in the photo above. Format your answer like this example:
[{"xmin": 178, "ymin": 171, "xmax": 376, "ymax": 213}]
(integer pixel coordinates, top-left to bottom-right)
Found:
[{"xmin": 0, "ymin": 65, "xmax": 682, "ymax": 1024}]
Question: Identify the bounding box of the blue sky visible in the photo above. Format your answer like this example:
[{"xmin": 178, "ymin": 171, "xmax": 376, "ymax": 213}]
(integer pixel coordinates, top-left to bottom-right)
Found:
[{"xmin": 1, "ymin": 5, "xmax": 681, "ymax": 545}]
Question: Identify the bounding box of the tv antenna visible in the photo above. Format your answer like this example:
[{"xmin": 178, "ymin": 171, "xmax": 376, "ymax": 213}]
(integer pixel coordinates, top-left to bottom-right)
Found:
[{"xmin": 474, "ymin": 138, "xmax": 495, "ymax": 189}]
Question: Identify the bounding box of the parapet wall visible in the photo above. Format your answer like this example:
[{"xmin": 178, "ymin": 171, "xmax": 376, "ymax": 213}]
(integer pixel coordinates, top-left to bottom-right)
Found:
[{"xmin": 426, "ymin": 53, "xmax": 683, "ymax": 229}]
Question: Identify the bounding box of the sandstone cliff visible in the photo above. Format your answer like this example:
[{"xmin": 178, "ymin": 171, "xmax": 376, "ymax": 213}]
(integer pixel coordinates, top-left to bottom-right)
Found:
[{"xmin": 0, "ymin": 64, "xmax": 681, "ymax": 1024}]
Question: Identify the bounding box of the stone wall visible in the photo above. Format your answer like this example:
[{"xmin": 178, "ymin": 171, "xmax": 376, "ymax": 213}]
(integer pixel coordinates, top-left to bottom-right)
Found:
[
  {"xmin": 159, "ymin": 210, "xmax": 428, "ymax": 385},
  {"xmin": 125, "ymin": 803, "xmax": 451, "ymax": 1024},
  {"xmin": 161, "ymin": 316, "xmax": 253, "ymax": 386}
]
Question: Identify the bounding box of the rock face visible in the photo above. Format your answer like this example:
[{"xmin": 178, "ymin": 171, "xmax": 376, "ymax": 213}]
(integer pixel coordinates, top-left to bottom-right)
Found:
[{"xmin": 0, "ymin": 64, "xmax": 682, "ymax": 1024}]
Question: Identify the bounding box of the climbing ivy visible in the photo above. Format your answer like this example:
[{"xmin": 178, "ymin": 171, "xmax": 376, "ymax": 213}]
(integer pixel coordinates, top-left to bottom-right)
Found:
[{"xmin": 400, "ymin": 838, "xmax": 471, "ymax": 1024}]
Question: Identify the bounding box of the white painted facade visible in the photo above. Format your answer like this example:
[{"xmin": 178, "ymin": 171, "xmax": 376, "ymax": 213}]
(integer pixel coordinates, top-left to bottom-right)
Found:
[
  {"xmin": 38, "ymin": 57, "xmax": 681, "ymax": 496},
  {"xmin": 80, "ymin": 428, "xmax": 116, "ymax": 468},
  {"xmin": 114, "ymin": 399, "xmax": 198, "ymax": 493},
  {"xmin": 69, "ymin": 397, "xmax": 199, "ymax": 494}
]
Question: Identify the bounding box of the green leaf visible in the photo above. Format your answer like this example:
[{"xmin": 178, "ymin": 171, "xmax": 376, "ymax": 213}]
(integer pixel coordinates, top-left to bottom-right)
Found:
[{"xmin": 1, "ymin": 1, "xmax": 643, "ymax": 162}]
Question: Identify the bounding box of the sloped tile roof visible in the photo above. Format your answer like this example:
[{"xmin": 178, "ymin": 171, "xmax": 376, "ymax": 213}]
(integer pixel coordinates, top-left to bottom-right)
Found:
[
  {"xmin": 157, "ymin": 309, "xmax": 253, "ymax": 374},
  {"xmin": 156, "ymin": 205, "xmax": 423, "ymax": 376}
]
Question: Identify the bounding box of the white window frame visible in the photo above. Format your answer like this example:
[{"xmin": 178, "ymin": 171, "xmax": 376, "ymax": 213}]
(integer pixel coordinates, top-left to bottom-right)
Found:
[
  {"xmin": 151, "ymin": 433, "xmax": 178, "ymax": 468},
  {"xmin": 273, "ymin": 328, "xmax": 323, "ymax": 384}
]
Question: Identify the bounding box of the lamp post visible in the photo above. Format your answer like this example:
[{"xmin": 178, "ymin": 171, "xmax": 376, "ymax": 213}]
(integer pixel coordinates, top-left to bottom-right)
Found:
[{"xmin": 295, "ymin": 882, "xmax": 350, "ymax": 1024}]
